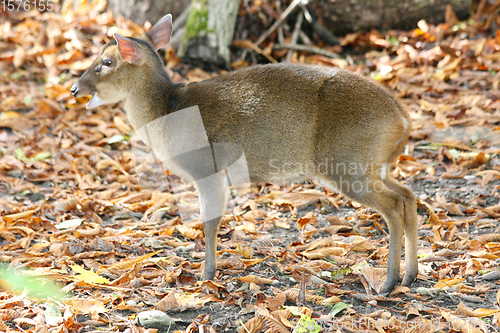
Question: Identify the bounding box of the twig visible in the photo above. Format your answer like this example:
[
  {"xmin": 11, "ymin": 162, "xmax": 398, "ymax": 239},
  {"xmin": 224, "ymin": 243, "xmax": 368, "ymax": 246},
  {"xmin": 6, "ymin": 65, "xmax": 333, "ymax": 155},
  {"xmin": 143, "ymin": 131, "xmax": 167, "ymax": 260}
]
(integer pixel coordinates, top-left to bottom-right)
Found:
[
  {"xmin": 300, "ymin": 2, "xmax": 339, "ymax": 45},
  {"xmin": 233, "ymin": 40, "xmax": 278, "ymax": 63},
  {"xmin": 170, "ymin": 5, "xmax": 191, "ymax": 50},
  {"xmin": 170, "ymin": 27, "xmax": 185, "ymax": 51},
  {"xmin": 299, "ymin": 31, "xmax": 311, "ymax": 45},
  {"xmin": 300, "ymin": 3, "xmax": 313, "ymax": 23},
  {"xmin": 255, "ymin": 0, "xmax": 303, "ymax": 46},
  {"xmin": 275, "ymin": 43, "xmax": 341, "ymax": 58},
  {"xmin": 276, "ymin": 0, "xmax": 284, "ymax": 44},
  {"xmin": 172, "ymin": 5, "xmax": 190, "ymax": 31},
  {"xmin": 286, "ymin": 10, "xmax": 303, "ymax": 62}
]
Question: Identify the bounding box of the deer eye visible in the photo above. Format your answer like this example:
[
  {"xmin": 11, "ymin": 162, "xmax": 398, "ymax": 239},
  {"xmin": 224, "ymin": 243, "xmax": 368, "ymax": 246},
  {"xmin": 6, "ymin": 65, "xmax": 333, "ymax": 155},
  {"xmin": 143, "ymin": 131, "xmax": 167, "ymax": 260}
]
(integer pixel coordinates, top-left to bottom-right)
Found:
[{"xmin": 95, "ymin": 59, "xmax": 113, "ymax": 73}]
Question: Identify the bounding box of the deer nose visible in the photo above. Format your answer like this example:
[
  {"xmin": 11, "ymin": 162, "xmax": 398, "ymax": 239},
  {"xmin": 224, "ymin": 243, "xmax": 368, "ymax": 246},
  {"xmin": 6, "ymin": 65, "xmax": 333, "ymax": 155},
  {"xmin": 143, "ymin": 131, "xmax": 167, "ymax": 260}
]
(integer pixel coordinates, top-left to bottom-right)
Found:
[{"xmin": 70, "ymin": 84, "xmax": 79, "ymax": 97}]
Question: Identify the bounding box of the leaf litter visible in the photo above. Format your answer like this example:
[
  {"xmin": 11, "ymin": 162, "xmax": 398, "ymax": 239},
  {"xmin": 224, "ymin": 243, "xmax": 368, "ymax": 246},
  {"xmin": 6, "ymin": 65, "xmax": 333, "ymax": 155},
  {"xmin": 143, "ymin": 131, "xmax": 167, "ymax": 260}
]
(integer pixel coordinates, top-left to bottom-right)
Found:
[{"xmin": 0, "ymin": 1, "xmax": 500, "ymax": 332}]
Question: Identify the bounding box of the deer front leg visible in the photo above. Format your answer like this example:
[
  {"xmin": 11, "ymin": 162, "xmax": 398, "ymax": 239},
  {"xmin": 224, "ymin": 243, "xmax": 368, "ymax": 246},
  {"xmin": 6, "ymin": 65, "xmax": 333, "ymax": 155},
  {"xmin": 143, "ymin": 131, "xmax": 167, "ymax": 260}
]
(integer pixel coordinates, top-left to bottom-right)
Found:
[{"xmin": 196, "ymin": 171, "xmax": 229, "ymax": 280}]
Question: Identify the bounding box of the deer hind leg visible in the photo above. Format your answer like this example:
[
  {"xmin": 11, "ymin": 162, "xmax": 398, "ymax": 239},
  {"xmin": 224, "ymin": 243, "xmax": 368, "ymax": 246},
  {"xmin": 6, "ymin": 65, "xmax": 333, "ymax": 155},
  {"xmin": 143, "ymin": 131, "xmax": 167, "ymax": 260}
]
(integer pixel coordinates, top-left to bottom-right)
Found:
[
  {"xmin": 320, "ymin": 174, "xmax": 406, "ymax": 295},
  {"xmin": 383, "ymin": 176, "xmax": 418, "ymax": 287}
]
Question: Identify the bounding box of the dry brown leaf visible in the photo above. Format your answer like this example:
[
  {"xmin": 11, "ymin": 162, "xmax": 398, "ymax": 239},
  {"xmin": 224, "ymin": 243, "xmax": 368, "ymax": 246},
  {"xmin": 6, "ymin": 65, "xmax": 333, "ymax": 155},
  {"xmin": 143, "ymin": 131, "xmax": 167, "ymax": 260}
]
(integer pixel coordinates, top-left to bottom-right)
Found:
[
  {"xmin": 126, "ymin": 200, "xmax": 155, "ymax": 212},
  {"xmin": 326, "ymin": 215, "xmax": 352, "ymax": 226},
  {"xmin": 2, "ymin": 208, "xmax": 39, "ymax": 224},
  {"xmin": 238, "ymin": 275, "xmax": 273, "ymax": 285},
  {"xmin": 349, "ymin": 239, "xmax": 377, "ymax": 252},
  {"xmin": 359, "ymin": 266, "xmax": 386, "ymax": 294},
  {"xmin": 456, "ymin": 301, "xmax": 475, "ymax": 317},
  {"xmin": 446, "ymin": 203, "xmax": 464, "ymax": 216},
  {"xmin": 444, "ymin": 4, "xmax": 459, "ymax": 27},
  {"xmin": 238, "ymin": 257, "xmax": 267, "ymax": 268},
  {"xmin": 235, "ymin": 244, "xmax": 254, "ymax": 258},
  {"xmin": 176, "ymin": 225, "xmax": 203, "ymax": 239},
  {"xmin": 302, "ymin": 247, "xmax": 345, "ymax": 259},
  {"xmin": 95, "ymin": 159, "xmax": 128, "ymax": 175},
  {"xmin": 104, "ymin": 250, "xmax": 162, "ymax": 273},
  {"xmin": 469, "ymin": 234, "xmax": 500, "ymax": 250},
  {"xmin": 268, "ymin": 292, "xmax": 286, "ymax": 311},
  {"xmin": 34, "ymin": 98, "xmax": 63, "ymax": 118},
  {"xmin": 274, "ymin": 219, "xmax": 291, "ymax": 229},
  {"xmin": 397, "ymin": 156, "xmax": 426, "ymax": 175},
  {"xmin": 258, "ymin": 313, "xmax": 288, "ymax": 333},
  {"xmin": 297, "ymin": 211, "xmax": 316, "ymax": 229},
  {"xmin": 217, "ymin": 258, "xmax": 244, "ymax": 270},
  {"xmin": 243, "ymin": 209, "xmax": 268, "ymax": 222},
  {"xmin": 272, "ymin": 192, "xmax": 325, "ymax": 209},
  {"xmin": 196, "ymin": 280, "xmax": 225, "ymax": 292},
  {"xmin": 69, "ymin": 298, "xmax": 107, "ymax": 321},
  {"xmin": 305, "ymin": 238, "xmax": 338, "ymax": 251},
  {"xmin": 434, "ymin": 278, "xmax": 464, "ymax": 289},
  {"xmin": 239, "ymin": 317, "xmax": 265, "ymax": 333},
  {"xmin": 53, "ymin": 196, "xmax": 81, "ymax": 214},
  {"xmin": 471, "ymin": 307, "xmax": 500, "ymax": 318},
  {"xmin": 156, "ymin": 289, "xmax": 180, "ymax": 312},
  {"xmin": 456, "ymin": 284, "xmax": 490, "ymax": 295},
  {"xmin": 441, "ymin": 311, "xmax": 483, "ymax": 333},
  {"xmin": 468, "ymin": 250, "xmax": 499, "ymax": 259},
  {"xmin": 283, "ymin": 289, "xmax": 325, "ymax": 305},
  {"xmin": 235, "ymin": 221, "xmax": 257, "ymax": 234},
  {"xmin": 113, "ymin": 116, "xmax": 132, "ymax": 135},
  {"xmin": 233, "ymin": 39, "xmax": 277, "ymax": 63}
]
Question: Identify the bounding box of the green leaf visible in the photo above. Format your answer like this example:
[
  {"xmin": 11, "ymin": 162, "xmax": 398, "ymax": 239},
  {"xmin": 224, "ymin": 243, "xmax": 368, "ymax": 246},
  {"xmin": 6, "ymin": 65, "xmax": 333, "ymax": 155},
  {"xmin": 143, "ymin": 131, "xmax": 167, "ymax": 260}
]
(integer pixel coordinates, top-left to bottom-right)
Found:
[
  {"xmin": 13, "ymin": 149, "xmax": 52, "ymax": 162},
  {"xmin": 70, "ymin": 265, "xmax": 110, "ymax": 284},
  {"xmin": 371, "ymin": 73, "xmax": 385, "ymax": 81},
  {"xmin": 55, "ymin": 218, "xmax": 84, "ymax": 230},
  {"xmin": 330, "ymin": 302, "xmax": 352, "ymax": 317},
  {"xmin": 0, "ymin": 266, "xmax": 67, "ymax": 301},
  {"xmin": 479, "ymin": 270, "xmax": 492, "ymax": 275},
  {"xmin": 46, "ymin": 76, "xmax": 60, "ymax": 85},
  {"xmin": 415, "ymin": 144, "xmax": 440, "ymax": 150},
  {"xmin": 350, "ymin": 260, "xmax": 368, "ymax": 274},
  {"xmin": 389, "ymin": 36, "xmax": 399, "ymax": 46},
  {"xmin": 30, "ymin": 151, "xmax": 52, "ymax": 162},
  {"xmin": 283, "ymin": 306, "xmax": 303, "ymax": 316},
  {"xmin": 14, "ymin": 147, "xmax": 28, "ymax": 161},
  {"xmin": 284, "ymin": 306, "xmax": 321, "ymax": 333},
  {"xmin": 44, "ymin": 302, "xmax": 62, "ymax": 318},
  {"xmin": 23, "ymin": 96, "xmax": 32, "ymax": 106},
  {"xmin": 448, "ymin": 148, "xmax": 460, "ymax": 159},
  {"xmin": 108, "ymin": 134, "xmax": 125, "ymax": 144},
  {"xmin": 294, "ymin": 316, "xmax": 321, "ymax": 333},
  {"xmin": 154, "ymin": 206, "xmax": 171, "ymax": 213}
]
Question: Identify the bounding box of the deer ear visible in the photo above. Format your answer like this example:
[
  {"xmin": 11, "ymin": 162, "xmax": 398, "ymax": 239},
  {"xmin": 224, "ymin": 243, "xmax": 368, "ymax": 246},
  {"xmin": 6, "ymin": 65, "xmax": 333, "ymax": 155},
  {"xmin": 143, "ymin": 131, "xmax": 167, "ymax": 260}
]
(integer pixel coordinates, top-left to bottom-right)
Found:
[
  {"xmin": 114, "ymin": 34, "xmax": 143, "ymax": 65},
  {"xmin": 146, "ymin": 14, "xmax": 172, "ymax": 50}
]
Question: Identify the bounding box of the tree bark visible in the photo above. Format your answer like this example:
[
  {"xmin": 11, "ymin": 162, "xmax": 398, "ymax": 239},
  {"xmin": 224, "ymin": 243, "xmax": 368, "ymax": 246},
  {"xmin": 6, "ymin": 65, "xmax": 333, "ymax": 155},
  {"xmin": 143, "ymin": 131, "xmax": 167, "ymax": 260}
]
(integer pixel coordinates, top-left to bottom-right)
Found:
[
  {"xmin": 178, "ymin": 0, "xmax": 240, "ymax": 69},
  {"xmin": 314, "ymin": 0, "xmax": 471, "ymax": 36},
  {"xmin": 106, "ymin": 0, "xmax": 190, "ymax": 26}
]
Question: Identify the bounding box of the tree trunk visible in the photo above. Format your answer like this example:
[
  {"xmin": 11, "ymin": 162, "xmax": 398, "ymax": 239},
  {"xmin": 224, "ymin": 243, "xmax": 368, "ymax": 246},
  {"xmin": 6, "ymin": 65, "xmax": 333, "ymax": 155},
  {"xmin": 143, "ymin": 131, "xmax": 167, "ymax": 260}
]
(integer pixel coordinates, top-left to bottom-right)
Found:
[
  {"xmin": 178, "ymin": 0, "xmax": 240, "ymax": 69},
  {"xmin": 314, "ymin": 0, "xmax": 471, "ymax": 36},
  {"xmin": 106, "ymin": 0, "xmax": 190, "ymax": 26}
]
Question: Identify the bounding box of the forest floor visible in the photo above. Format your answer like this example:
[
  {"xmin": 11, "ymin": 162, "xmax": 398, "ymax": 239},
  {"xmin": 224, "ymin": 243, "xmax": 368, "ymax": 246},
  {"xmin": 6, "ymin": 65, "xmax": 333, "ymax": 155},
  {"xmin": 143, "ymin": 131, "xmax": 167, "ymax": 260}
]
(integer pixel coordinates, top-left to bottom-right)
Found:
[{"xmin": 1, "ymin": 1, "xmax": 500, "ymax": 333}]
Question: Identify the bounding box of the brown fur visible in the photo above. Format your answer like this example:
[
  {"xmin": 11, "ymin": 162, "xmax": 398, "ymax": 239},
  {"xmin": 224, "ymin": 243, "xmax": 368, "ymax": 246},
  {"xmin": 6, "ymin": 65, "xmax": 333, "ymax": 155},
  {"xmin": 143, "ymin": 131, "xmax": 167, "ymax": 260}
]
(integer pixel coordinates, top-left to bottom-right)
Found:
[{"xmin": 71, "ymin": 15, "xmax": 418, "ymax": 295}]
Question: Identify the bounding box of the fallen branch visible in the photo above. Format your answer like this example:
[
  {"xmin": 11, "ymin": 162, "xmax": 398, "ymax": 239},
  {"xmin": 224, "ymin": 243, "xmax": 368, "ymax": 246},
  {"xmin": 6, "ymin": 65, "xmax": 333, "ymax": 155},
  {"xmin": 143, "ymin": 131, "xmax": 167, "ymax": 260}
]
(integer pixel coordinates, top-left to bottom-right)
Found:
[
  {"xmin": 233, "ymin": 40, "xmax": 278, "ymax": 63},
  {"xmin": 274, "ymin": 43, "xmax": 341, "ymax": 59},
  {"xmin": 170, "ymin": 5, "xmax": 190, "ymax": 50},
  {"xmin": 286, "ymin": 10, "xmax": 304, "ymax": 62},
  {"xmin": 255, "ymin": 0, "xmax": 304, "ymax": 46},
  {"xmin": 300, "ymin": 3, "xmax": 339, "ymax": 45}
]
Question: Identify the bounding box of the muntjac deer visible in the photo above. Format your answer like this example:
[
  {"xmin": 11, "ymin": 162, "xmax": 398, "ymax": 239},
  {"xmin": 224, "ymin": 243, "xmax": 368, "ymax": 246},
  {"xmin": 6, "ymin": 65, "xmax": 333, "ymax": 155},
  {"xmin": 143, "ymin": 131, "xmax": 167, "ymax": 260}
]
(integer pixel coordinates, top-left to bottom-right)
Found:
[{"xmin": 71, "ymin": 14, "xmax": 418, "ymax": 295}]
